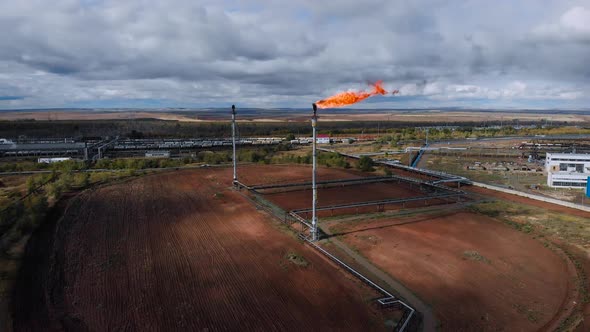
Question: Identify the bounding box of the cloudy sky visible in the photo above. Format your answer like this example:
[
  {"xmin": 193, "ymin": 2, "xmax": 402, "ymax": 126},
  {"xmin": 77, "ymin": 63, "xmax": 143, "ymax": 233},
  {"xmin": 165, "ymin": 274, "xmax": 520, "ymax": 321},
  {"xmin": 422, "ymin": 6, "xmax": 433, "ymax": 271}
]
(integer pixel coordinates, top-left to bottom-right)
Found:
[{"xmin": 0, "ymin": 0, "xmax": 589, "ymax": 109}]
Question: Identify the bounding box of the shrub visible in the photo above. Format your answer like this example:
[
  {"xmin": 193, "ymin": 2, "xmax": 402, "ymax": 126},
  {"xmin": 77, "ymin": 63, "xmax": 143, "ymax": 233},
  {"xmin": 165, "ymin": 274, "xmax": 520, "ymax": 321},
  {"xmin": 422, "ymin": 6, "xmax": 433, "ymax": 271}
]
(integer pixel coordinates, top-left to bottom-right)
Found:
[
  {"xmin": 357, "ymin": 156, "xmax": 374, "ymax": 172},
  {"xmin": 25, "ymin": 176, "xmax": 38, "ymax": 194}
]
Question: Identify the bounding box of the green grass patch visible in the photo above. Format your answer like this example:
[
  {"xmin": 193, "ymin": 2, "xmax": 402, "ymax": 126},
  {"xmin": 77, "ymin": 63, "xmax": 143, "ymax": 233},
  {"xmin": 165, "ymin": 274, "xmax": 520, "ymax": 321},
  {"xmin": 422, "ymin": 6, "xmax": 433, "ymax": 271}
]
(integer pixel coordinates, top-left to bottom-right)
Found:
[
  {"xmin": 467, "ymin": 200, "xmax": 590, "ymax": 242},
  {"xmin": 513, "ymin": 303, "xmax": 543, "ymax": 323},
  {"xmin": 285, "ymin": 252, "xmax": 309, "ymax": 267},
  {"xmin": 463, "ymin": 250, "xmax": 491, "ymax": 264}
]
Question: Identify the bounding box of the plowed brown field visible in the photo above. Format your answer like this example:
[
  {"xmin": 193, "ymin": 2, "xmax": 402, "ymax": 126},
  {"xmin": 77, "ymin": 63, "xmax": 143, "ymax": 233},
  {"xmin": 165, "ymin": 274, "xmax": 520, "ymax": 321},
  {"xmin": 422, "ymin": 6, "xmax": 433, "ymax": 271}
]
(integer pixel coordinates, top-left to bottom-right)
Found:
[
  {"xmin": 239, "ymin": 164, "xmax": 451, "ymax": 216},
  {"xmin": 238, "ymin": 163, "xmax": 370, "ymax": 185},
  {"xmin": 331, "ymin": 211, "xmax": 575, "ymax": 331},
  {"xmin": 15, "ymin": 164, "xmax": 578, "ymax": 331},
  {"xmin": 13, "ymin": 167, "xmax": 388, "ymax": 331},
  {"xmin": 264, "ymin": 181, "xmax": 449, "ymax": 217}
]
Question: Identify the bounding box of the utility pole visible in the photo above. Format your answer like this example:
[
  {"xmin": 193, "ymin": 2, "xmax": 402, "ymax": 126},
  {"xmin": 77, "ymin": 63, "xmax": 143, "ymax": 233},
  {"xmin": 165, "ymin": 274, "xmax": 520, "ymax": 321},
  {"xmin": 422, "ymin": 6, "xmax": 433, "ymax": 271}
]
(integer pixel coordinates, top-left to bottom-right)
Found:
[
  {"xmin": 232, "ymin": 105, "xmax": 238, "ymax": 187},
  {"xmin": 311, "ymin": 103, "xmax": 318, "ymax": 241}
]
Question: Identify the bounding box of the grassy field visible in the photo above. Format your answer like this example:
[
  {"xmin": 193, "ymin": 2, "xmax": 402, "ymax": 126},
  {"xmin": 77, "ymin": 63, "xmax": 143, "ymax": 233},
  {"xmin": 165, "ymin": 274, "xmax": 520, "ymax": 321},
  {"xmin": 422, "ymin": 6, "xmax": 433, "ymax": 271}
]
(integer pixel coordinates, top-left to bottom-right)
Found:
[
  {"xmin": 469, "ymin": 200, "xmax": 590, "ymax": 249},
  {"xmin": 534, "ymin": 187, "xmax": 589, "ymax": 205},
  {"xmin": 422, "ymin": 154, "xmax": 544, "ymax": 188},
  {"xmin": 422, "ymin": 153, "xmax": 590, "ymax": 204},
  {"xmin": 0, "ymin": 177, "xmax": 28, "ymax": 210}
]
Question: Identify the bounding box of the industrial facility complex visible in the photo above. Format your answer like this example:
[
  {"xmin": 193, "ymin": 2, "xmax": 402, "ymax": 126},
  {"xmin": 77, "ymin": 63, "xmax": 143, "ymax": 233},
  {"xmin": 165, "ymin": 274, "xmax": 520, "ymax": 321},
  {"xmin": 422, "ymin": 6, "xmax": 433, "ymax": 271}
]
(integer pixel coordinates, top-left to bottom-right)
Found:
[
  {"xmin": 4, "ymin": 0, "xmax": 590, "ymax": 330},
  {"xmin": 0, "ymin": 137, "xmax": 284, "ymax": 160},
  {"xmin": 4, "ymin": 106, "xmax": 590, "ymax": 332},
  {"xmin": 545, "ymin": 152, "xmax": 590, "ymax": 188}
]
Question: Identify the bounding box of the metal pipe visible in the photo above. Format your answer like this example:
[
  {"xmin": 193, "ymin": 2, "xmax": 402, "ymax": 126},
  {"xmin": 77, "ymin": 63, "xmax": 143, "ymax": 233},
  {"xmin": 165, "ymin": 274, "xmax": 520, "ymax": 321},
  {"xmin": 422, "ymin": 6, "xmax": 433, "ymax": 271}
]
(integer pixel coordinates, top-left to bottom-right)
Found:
[
  {"xmin": 232, "ymin": 105, "xmax": 237, "ymax": 186},
  {"xmin": 250, "ymin": 176, "xmax": 399, "ymax": 190},
  {"xmin": 291, "ymin": 192, "xmax": 463, "ymax": 213},
  {"xmin": 301, "ymin": 237, "xmax": 415, "ymax": 331},
  {"xmin": 311, "ymin": 103, "xmax": 318, "ymax": 241}
]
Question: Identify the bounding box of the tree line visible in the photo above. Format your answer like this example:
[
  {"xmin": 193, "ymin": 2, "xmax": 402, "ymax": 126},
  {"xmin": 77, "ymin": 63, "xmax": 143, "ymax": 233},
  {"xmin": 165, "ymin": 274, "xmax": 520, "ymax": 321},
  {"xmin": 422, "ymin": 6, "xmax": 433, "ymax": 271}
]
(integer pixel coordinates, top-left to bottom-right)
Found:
[{"xmin": 1, "ymin": 118, "xmax": 581, "ymax": 139}]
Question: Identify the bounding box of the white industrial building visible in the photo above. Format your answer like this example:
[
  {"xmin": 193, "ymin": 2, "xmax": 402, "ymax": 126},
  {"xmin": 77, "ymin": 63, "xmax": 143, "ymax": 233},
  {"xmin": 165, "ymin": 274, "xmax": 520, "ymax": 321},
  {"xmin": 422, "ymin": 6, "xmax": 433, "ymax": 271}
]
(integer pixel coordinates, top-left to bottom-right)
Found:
[
  {"xmin": 545, "ymin": 153, "xmax": 590, "ymax": 188},
  {"xmin": 38, "ymin": 157, "xmax": 72, "ymax": 164},
  {"xmin": 316, "ymin": 134, "xmax": 330, "ymax": 144},
  {"xmin": 145, "ymin": 151, "xmax": 170, "ymax": 158}
]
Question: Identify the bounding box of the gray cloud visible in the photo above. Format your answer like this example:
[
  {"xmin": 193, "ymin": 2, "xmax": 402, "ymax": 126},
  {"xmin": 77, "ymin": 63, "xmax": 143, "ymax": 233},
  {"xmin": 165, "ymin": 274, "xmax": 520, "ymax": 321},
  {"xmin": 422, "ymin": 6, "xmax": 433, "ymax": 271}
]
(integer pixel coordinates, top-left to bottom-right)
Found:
[{"xmin": 0, "ymin": 0, "xmax": 589, "ymax": 109}]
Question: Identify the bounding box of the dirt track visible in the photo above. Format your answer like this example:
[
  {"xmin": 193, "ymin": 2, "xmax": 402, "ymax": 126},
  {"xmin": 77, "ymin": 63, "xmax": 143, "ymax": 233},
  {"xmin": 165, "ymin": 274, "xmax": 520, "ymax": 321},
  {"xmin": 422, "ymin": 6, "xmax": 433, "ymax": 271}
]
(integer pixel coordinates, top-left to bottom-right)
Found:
[
  {"xmin": 13, "ymin": 168, "xmax": 387, "ymax": 331},
  {"xmin": 332, "ymin": 211, "xmax": 575, "ymax": 331}
]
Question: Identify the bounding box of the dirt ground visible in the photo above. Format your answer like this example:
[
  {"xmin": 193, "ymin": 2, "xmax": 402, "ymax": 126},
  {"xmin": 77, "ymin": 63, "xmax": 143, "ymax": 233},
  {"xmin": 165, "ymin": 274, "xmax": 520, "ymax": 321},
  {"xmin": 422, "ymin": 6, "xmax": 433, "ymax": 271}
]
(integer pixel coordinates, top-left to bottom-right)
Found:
[
  {"xmin": 237, "ymin": 163, "xmax": 369, "ymax": 185},
  {"xmin": 331, "ymin": 211, "xmax": 575, "ymax": 331},
  {"xmin": 238, "ymin": 164, "xmax": 452, "ymax": 217},
  {"xmin": 12, "ymin": 167, "xmax": 388, "ymax": 331},
  {"xmin": 264, "ymin": 181, "xmax": 450, "ymax": 218},
  {"xmin": 244, "ymin": 165, "xmax": 585, "ymax": 330},
  {"xmin": 12, "ymin": 164, "xmax": 587, "ymax": 331}
]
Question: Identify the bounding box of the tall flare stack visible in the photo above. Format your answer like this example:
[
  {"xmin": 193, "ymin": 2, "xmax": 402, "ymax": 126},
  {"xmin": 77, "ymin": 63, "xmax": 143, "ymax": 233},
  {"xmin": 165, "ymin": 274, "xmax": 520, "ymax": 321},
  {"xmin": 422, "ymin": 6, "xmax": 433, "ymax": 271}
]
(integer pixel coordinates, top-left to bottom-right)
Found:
[
  {"xmin": 311, "ymin": 103, "xmax": 318, "ymax": 241},
  {"xmin": 308, "ymin": 81, "xmax": 396, "ymax": 241},
  {"xmin": 232, "ymin": 105, "xmax": 238, "ymax": 187}
]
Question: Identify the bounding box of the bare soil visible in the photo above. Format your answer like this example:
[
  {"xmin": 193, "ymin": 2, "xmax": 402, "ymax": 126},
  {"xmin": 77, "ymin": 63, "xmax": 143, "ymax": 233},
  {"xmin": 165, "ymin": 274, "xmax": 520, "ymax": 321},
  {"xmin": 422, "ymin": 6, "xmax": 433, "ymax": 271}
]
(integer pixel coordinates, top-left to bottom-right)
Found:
[
  {"xmin": 237, "ymin": 163, "xmax": 369, "ymax": 185},
  {"xmin": 238, "ymin": 164, "xmax": 451, "ymax": 217},
  {"xmin": 265, "ymin": 181, "xmax": 449, "ymax": 218},
  {"xmin": 13, "ymin": 167, "xmax": 386, "ymax": 331},
  {"xmin": 333, "ymin": 211, "xmax": 575, "ymax": 331},
  {"xmin": 13, "ymin": 164, "xmax": 585, "ymax": 331}
]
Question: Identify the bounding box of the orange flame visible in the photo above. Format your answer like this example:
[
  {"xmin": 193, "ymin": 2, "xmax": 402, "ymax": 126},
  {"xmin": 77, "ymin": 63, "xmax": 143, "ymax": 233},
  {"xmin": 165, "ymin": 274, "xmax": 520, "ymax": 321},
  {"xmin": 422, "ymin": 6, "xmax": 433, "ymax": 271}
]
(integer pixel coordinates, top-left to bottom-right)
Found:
[{"xmin": 316, "ymin": 81, "xmax": 389, "ymax": 109}]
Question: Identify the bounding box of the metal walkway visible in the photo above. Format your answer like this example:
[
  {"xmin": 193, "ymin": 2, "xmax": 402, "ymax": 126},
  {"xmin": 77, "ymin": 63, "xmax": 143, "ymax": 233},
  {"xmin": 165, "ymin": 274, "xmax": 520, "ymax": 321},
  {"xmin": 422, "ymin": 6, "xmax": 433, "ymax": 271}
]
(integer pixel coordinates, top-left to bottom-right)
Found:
[
  {"xmin": 300, "ymin": 235, "xmax": 415, "ymax": 332},
  {"xmin": 291, "ymin": 192, "xmax": 463, "ymax": 213},
  {"xmin": 410, "ymin": 143, "xmax": 428, "ymax": 168},
  {"xmin": 249, "ymin": 176, "xmax": 388, "ymax": 190}
]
